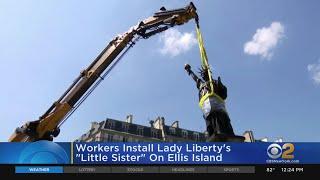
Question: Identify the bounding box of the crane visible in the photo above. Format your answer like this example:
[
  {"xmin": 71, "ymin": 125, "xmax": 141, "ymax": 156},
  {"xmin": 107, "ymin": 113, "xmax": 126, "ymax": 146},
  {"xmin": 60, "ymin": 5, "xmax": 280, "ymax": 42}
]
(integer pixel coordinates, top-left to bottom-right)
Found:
[{"xmin": 8, "ymin": 2, "xmax": 198, "ymax": 142}]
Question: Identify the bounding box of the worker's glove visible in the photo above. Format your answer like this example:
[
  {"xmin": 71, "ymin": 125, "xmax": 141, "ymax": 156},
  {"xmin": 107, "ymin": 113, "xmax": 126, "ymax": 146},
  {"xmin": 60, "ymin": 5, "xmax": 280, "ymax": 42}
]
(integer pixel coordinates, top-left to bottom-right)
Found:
[{"xmin": 184, "ymin": 64, "xmax": 191, "ymax": 74}]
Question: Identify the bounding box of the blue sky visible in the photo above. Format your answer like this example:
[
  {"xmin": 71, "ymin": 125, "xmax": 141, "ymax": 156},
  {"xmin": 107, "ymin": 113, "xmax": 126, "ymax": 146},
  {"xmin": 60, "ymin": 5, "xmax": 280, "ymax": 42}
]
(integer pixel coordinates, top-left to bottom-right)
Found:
[{"xmin": 0, "ymin": 0, "xmax": 319, "ymax": 142}]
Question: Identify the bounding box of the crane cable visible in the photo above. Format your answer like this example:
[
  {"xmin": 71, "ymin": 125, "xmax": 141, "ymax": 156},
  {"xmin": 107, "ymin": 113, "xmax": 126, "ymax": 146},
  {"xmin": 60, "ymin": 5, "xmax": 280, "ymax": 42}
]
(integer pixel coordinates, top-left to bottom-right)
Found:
[{"xmin": 58, "ymin": 37, "xmax": 140, "ymax": 128}]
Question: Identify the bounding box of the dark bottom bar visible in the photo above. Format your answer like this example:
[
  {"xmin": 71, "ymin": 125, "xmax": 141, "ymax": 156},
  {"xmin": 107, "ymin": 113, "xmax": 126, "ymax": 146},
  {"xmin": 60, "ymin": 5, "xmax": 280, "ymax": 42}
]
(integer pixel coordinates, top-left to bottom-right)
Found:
[
  {"xmin": 255, "ymin": 164, "xmax": 313, "ymax": 174},
  {"xmin": 0, "ymin": 165, "xmax": 319, "ymax": 176}
]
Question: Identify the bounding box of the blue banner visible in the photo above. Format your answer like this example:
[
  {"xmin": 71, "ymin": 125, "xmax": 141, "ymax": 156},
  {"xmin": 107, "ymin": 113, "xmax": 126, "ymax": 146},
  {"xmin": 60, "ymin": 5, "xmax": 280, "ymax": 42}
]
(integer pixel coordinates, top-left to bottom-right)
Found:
[
  {"xmin": 0, "ymin": 142, "xmax": 320, "ymax": 164},
  {"xmin": 72, "ymin": 142, "xmax": 320, "ymax": 164},
  {"xmin": 0, "ymin": 141, "xmax": 70, "ymax": 164}
]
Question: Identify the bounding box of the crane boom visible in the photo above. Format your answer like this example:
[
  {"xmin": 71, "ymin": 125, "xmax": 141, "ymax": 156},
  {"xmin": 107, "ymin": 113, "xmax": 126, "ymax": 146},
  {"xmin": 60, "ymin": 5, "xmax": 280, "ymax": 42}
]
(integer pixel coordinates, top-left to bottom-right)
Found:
[{"xmin": 9, "ymin": 2, "xmax": 198, "ymax": 142}]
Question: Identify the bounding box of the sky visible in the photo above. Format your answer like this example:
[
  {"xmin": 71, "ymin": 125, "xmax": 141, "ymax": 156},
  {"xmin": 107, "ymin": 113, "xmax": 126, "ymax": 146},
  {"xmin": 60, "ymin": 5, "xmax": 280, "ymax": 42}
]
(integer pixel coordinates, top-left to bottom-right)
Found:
[{"xmin": 0, "ymin": 0, "xmax": 319, "ymax": 142}]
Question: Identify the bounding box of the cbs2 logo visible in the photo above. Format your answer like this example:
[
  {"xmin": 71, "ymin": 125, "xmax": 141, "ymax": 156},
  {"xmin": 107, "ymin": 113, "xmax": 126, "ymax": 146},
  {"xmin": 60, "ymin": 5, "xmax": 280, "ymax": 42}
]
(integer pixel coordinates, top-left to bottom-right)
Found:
[{"xmin": 267, "ymin": 143, "xmax": 294, "ymax": 159}]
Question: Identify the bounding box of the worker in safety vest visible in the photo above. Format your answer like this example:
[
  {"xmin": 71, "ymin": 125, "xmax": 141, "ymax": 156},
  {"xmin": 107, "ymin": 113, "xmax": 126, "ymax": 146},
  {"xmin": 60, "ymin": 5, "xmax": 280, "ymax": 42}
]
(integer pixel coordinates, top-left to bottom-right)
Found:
[{"xmin": 184, "ymin": 64, "xmax": 235, "ymax": 138}]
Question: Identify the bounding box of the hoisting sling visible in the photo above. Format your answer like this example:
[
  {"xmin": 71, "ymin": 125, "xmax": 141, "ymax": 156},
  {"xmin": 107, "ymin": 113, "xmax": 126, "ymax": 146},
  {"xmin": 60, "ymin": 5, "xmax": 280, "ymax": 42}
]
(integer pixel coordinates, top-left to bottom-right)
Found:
[{"xmin": 195, "ymin": 23, "xmax": 224, "ymax": 108}]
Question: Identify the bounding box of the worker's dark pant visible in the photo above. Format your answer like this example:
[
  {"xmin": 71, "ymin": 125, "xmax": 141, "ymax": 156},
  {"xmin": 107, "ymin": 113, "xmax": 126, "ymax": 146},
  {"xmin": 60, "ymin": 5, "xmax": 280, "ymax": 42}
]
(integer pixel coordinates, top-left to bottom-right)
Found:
[{"xmin": 205, "ymin": 110, "xmax": 235, "ymax": 137}]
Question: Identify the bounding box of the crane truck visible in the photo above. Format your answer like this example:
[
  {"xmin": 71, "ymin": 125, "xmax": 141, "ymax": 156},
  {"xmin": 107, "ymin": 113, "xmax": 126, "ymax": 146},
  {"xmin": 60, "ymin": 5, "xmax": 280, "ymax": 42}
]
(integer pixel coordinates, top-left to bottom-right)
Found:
[{"xmin": 8, "ymin": 2, "xmax": 198, "ymax": 142}]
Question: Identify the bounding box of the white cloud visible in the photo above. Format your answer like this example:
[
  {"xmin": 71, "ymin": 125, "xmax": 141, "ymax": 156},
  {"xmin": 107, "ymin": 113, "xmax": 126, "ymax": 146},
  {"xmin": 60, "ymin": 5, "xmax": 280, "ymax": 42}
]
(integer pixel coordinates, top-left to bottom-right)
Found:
[
  {"xmin": 244, "ymin": 21, "xmax": 285, "ymax": 60},
  {"xmin": 307, "ymin": 60, "xmax": 320, "ymax": 84},
  {"xmin": 159, "ymin": 28, "xmax": 197, "ymax": 57}
]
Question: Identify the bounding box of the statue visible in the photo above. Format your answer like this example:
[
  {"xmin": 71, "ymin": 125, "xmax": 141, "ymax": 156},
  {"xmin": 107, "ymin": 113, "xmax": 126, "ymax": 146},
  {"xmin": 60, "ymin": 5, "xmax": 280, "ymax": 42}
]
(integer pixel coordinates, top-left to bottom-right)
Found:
[{"xmin": 184, "ymin": 64, "xmax": 237, "ymax": 141}]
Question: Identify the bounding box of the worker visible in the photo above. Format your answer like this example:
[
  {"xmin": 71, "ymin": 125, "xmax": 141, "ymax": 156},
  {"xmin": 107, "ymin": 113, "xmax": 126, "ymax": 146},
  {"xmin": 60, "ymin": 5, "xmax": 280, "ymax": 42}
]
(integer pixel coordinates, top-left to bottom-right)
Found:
[{"xmin": 184, "ymin": 64, "xmax": 235, "ymax": 139}]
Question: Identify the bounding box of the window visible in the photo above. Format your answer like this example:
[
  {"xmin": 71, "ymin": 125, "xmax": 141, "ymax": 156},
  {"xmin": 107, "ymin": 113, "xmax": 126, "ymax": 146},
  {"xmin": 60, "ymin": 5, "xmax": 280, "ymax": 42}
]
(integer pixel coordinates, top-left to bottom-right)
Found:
[
  {"xmin": 107, "ymin": 134, "xmax": 113, "ymax": 142},
  {"xmin": 151, "ymin": 129, "xmax": 158, "ymax": 138},
  {"xmin": 137, "ymin": 127, "xmax": 144, "ymax": 136},
  {"xmin": 169, "ymin": 127, "xmax": 176, "ymax": 135},
  {"xmin": 122, "ymin": 123, "xmax": 129, "ymax": 132},
  {"xmin": 194, "ymin": 133, "xmax": 200, "ymax": 141},
  {"xmin": 114, "ymin": 135, "xmax": 120, "ymax": 141},
  {"xmin": 122, "ymin": 137, "xmax": 128, "ymax": 142},
  {"xmin": 106, "ymin": 121, "xmax": 115, "ymax": 129},
  {"xmin": 182, "ymin": 130, "xmax": 188, "ymax": 138}
]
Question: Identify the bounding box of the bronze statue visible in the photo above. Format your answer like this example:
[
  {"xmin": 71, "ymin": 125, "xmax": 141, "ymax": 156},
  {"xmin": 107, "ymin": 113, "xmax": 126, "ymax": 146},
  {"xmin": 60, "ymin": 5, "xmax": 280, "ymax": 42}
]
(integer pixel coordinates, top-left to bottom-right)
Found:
[{"xmin": 184, "ymin": 64, "xmax": 235, "ymax": 140}]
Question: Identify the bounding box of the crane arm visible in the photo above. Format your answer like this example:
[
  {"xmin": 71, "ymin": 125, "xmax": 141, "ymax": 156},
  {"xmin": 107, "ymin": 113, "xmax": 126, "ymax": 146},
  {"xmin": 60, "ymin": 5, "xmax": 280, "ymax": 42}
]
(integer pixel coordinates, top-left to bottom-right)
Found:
[{"xmin": 9, "ymin": 2, "xmax": 198, "ymax": 142}]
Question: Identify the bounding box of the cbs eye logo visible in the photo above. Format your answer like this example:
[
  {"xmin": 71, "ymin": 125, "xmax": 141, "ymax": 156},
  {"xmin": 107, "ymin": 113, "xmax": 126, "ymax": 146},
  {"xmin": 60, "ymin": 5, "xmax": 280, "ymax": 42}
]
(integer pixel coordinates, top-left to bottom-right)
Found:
[{"xmin": 267, "ymin": 143, "xmax": 295, "ymax": 159}]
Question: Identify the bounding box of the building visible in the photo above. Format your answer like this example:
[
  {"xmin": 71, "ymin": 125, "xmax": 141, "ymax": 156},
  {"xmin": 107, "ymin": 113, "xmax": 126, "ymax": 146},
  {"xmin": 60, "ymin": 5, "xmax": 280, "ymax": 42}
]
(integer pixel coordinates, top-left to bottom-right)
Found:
[
  {"xmin": 75, "ymin": 115, "xmax": 281, "ymax": 142},
  {"xmin": 75, "ymin": 115, "xmax": 207, "ymax": 142},
  {"xmin": 243, "ymin": 130, "xmax": 283, "ymax": 142}
]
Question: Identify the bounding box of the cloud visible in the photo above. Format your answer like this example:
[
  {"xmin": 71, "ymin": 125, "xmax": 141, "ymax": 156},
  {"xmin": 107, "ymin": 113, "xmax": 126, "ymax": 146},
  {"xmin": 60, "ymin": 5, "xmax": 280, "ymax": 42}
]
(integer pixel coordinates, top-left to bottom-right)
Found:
[
  {"xmin": 307, "ymin": 60, "xmax": 320, "ymax": 84},
  {"xmin": 159, "ymin": 28, "xmax": 197, "ymax": 57},
  {"xmin": 244, "ymin": 21, "xmax": 285, "ymax": 60}
]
